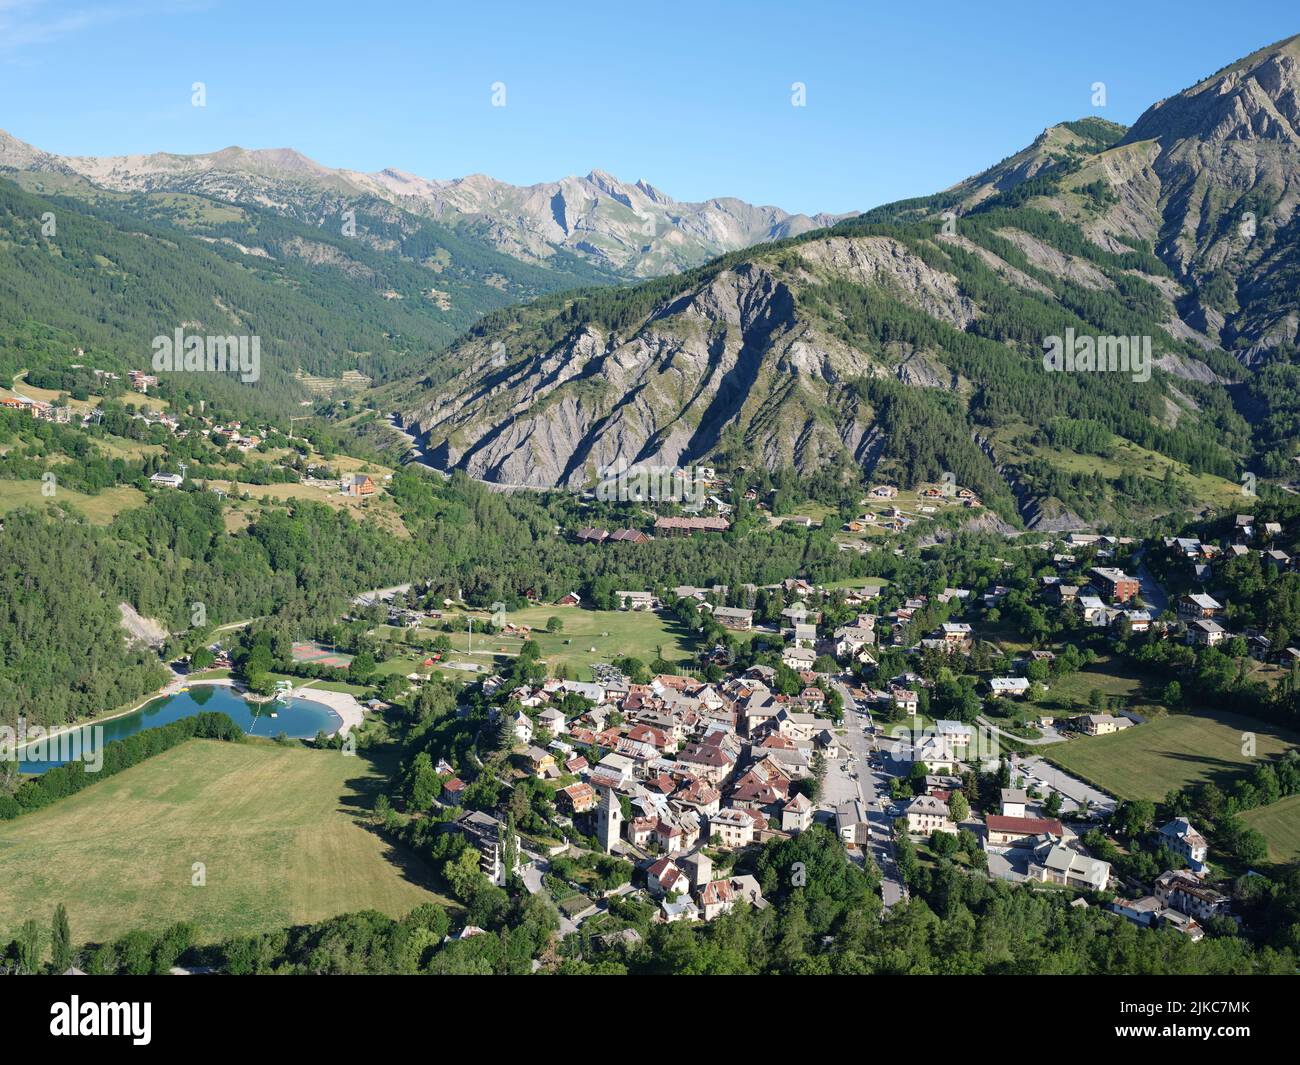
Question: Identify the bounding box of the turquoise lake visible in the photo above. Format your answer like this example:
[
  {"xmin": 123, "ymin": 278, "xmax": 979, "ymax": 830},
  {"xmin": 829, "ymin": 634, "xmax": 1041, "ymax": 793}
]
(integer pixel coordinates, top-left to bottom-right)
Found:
[{"xmin": 17, "ymin": 684, "xmax": 343, "ymax": 773}]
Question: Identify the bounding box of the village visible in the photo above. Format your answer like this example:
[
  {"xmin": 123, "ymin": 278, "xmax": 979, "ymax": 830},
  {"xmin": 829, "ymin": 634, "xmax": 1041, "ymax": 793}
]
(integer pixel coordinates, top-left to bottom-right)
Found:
[{"xmin": 329, "ymin": 503, "xmax": 1299, "ymax": 945}]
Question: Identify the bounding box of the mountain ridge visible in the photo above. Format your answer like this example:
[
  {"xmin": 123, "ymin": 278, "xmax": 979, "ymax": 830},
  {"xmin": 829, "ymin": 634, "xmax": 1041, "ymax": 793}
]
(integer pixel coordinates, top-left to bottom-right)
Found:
[
  {"xmin": 0, "ymin": 129, "xmax": 845, "ymax": 278},
  {"xmin": 389, "ymin": 33, "xmax": 1300, "ymax": 527}
]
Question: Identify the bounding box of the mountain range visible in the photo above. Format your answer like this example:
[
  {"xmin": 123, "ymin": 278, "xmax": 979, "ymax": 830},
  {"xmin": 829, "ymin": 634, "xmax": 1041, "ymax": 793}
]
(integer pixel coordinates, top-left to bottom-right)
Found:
[
  {"xmin": 389, "ymin": 33, "xmax": 1300, "ymax": 529},
  {"xmin": 0, "ymin": 130, "xmax": 840, "ymax": 279},
  {"xmin": 2, "ymin": 33, "xmax": 1298, "ymax": 532}
]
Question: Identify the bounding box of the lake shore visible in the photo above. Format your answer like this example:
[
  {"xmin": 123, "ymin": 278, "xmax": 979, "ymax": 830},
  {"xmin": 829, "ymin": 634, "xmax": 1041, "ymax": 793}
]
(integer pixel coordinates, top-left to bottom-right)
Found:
[
  {"xmin": 284, "ymin": 684, "xmax": 367, "ymax": 737},
  {"xmin": 16, "ymin": 676, "xmax": 364, "ymax": 753},
  {"xmin": 17, "ymin": 675, "xmax": 238, "ymax": 749}
]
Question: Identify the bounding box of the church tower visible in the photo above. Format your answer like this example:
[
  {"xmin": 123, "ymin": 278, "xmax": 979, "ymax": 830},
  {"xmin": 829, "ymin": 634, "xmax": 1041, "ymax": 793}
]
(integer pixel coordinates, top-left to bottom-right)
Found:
[{"xmin": 597, "ymin": 786, "xmax": 623, "ymax": 854}]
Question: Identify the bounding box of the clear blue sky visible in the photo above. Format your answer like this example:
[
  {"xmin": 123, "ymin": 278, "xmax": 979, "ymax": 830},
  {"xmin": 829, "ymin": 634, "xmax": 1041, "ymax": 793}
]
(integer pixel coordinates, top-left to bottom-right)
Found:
[{"xmin": 2, "ymin": 0, "xmax": 1295, "ymax": 215}]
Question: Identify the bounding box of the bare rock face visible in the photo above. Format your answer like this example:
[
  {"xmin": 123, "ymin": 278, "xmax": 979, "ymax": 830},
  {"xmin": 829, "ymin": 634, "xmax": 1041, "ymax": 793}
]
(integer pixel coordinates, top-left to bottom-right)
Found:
[
  {"xmin": 403, "ymin": 233, "xmax": 995, "ymax": 489},
  {"xmin": 1099, "ymin": 35, "xmax": 1300, "ymax": 360}
]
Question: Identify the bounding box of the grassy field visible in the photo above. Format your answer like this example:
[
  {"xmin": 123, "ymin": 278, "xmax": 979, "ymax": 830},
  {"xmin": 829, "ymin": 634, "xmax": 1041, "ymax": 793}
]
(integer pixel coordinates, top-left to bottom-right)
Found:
[
  {"xmin": 212, "ymin": 478, "xmax": 408, "ymax": 538},
  {"xmin": 1046, "ymin": 709, "xmax": 1300, "ymax": 801},
  {"xmin": 1037, "ymin": 657, "xmax": 1167, "ymax": 716},
  {"xmin": 0, "ymin": 739, "xmax": 448, "ymax": 944},
  {"xmin": 1241, "ymin": 794, "xmax": 1300, "ymax": 864},
  {"xmin": 0, "ymin": 480, "xmax": 145, "ymax": 524},
  {"xmin": 393, "ymin": 604, "xmax": 700, "ymax": 680}
]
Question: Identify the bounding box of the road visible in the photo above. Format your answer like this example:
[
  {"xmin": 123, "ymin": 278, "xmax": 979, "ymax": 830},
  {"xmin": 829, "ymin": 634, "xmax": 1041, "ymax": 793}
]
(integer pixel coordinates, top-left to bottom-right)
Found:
[
  {"xmin": 976, "ymin": 714, "xmax": 1066, "ymax": 747},
  {"xmin": 832, "ymin": 679, "xmax": 907, "ymax": 908},
  {"xmin": 1134, "ymin": 551, "xmax": 1169, "ymax": 616},
  {"xmin": 520, "ymin": 852, "xmax": 579, "ymax": 936}
]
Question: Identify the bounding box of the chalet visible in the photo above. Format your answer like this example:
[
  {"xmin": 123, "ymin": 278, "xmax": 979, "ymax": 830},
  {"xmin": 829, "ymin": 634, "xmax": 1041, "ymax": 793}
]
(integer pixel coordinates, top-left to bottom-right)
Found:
[
  {"xmin": 526, "ymin": 746, "xmax": 557, "ymax": 776},
  {"xmin": 556, "ymin": 592, "xmax": 582, "ymax": 607},
  {"xmin": 1048, "ymin": 584, "xmax": 1080, "ymax": 605},
  {"xmin": 608, "ymin": 528, "xmax": 652, "ymax": 544},
  {"xmin": 344, "ymin": 474, "xmax": 376, "ymax": 497},
  {"xmin": 441, "ymin": 777, "xmax": 467, "ymax": 805},
  {"xmin": 1118, "ymin": 609, "xmax": 1152, "ymax": 633},
  {"xmin": 654, "ymin": 515, "xmax": 730, "ymax": 536},
  {"xmin": 1031, "ymin": 844, "xmax": 1110, "ymax": 891},
  {"xmin": 1264, "ymin": 548, "xmax": 1292, "ymax": 572},
  {"xmin": 1074, "ymin": 713, "xmax": 1131, "ymax": 736},
  {"xmin": 712, "ymin": 607, "xmax": 754, "ymax": 631},
  {"xmin": 988, "ymin": 677, "xmax": 1030, "ymax": 699},
  {"xmin": 1177, "ymin": 593, "xmax": 1223, "ymax": 620},
  {"xmin": 576, "ymin": 527, "xmax": 609, "ymax": 544},
  {"xmin": 940, "ymin": 622, "xmax": 972, "ymax": 644},
  {"xmin": 1186, "ymin": 618, "xmax": 1227, "ymax": 647}
]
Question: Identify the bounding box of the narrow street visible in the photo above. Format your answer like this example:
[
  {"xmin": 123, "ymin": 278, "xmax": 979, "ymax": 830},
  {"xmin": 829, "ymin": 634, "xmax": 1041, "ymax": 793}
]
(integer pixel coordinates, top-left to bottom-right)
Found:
[{"xmin": 832, "ymin": 679, "xmax": 907, "ymax": 908}]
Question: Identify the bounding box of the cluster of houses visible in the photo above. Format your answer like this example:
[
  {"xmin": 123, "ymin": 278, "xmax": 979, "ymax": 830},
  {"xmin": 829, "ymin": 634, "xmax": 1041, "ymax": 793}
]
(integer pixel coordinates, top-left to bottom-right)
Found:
[
  {"xmin": 1158, "ymin": 527, "xmax": 1297, "ymax": 661},
  {"xmin": 902, "ymin": 776, "xmax": 1229, "ymax": 939},
  {"xmin": 841, "ymin": 483, "xmax": 984, "ymax": 535},
  {"xmin": 445, "ymin": 667, "xmax": 847, "ymax": 923},
  {"xmin": 0, "ymin": 395, "xmax": 81, "ymax": 423},
  {"xmin": 572, "ymin": 515, "xmax": 731, "ymax": 546}
]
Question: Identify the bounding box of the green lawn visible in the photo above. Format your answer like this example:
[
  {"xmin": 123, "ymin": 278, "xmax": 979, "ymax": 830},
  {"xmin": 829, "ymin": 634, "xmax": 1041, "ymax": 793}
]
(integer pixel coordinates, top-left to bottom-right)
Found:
[
  {"xmin": 393, "ymin": 605, "xmax": 700, "ymax": 680},
  {"xmin": 0, "ymin": 739, "xmax": 449, "ymax": 945},
  {"xmin": 1046, "ymin": 709, "xmax": 1300, "ymax": 802},
  {"xmin": 1241, "ymin": 794, "xmax": 1300, "ymax": 864}
]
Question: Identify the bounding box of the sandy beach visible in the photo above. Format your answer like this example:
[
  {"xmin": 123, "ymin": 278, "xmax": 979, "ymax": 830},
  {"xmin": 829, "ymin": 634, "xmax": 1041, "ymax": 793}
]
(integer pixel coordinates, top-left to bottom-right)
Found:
[{"xmin": 286, "ymin": 684, "xmax": 367, "ymax": 737}]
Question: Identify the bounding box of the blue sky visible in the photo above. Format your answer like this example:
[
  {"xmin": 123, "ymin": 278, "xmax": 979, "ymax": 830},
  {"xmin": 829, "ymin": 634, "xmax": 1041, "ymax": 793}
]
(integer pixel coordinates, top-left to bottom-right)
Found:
[{"xmin": 1, "ymin": 0, "xmax": 1295, "ymax": 215}]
